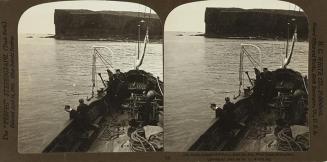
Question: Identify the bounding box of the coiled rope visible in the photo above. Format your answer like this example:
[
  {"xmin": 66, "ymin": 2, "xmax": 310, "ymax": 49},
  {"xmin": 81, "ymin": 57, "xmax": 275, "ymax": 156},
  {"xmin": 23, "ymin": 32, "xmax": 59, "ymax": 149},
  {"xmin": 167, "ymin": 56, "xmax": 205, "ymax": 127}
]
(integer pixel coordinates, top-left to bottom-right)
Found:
[
  {"xmin": 129, "ymin": 129, "xmax": 161, "ymax": 152},
  {"xmin": 276, "ymin": 128, "xmax": 309, "ymax": 151}
]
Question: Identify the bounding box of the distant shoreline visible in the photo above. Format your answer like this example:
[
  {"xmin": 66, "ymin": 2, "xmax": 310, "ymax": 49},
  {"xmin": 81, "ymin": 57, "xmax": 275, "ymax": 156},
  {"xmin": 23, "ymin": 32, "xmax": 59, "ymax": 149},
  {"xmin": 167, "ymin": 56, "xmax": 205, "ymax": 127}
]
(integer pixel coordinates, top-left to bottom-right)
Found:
[
  {"xmin": 171, "ymin": 32, "xmax": 309, "ymax": 42},
  {"xmin": 204, "ymin": 35, "xmax": 309, "ymax": 42},
  {"xmin": 55, "ymin": 37, "xmax": 163, "ymax": 43},
  {"xmin": 23, "ymin": 34, "xmax": 163, "ymax": 43}
]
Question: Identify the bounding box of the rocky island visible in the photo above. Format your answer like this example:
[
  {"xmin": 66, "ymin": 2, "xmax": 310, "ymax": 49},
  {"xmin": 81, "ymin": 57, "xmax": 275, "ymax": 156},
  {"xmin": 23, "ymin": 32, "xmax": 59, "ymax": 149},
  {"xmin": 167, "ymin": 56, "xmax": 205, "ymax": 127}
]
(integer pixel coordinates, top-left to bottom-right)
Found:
[
  {"xmin": 54, "ymin": 9, "xmax": 162, "ymax": 41},
  {"xmin": 205, "ymin": 8, "xmax": 308, "ymax": 40}
]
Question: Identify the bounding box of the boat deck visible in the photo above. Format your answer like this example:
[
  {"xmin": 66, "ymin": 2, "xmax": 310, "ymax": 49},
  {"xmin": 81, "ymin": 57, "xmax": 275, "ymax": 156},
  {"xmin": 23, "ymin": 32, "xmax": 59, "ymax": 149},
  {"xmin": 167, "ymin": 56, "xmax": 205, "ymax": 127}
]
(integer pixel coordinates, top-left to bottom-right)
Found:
[
  {"xmin": 235, "ymin": 111, "xmax": 309, "ymax": 152},
  {"xmin": 88, "ymin": 112, "xmax": 131, "ymax": 152},
  {"xmin": 88, "ymin": 111, "xmax": 164, "ymax": 152}
]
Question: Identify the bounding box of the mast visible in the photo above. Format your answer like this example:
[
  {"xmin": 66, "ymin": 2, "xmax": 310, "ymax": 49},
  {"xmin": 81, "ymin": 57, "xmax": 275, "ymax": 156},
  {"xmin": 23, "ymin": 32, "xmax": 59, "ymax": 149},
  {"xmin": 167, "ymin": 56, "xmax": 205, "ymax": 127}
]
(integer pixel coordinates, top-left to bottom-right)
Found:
[
  {"xmin": 286, "ymin": 22, "xmax": 290, "ymax": 57},
  {"xmin": 282, "ymin": 3, "xmax": 298, "ymax": 68},
  {"xmin": 135, "ymin": 7, "xmax": 149, "ymax": 70},
  {"xmin": 137, "ymin": 5, "xmax": 141, "ymax": 60},
  {"xmin": 91, "ymin": 49, "xmax": 96, "ymax": 97},
  {"xmin": 137, "ymin": 23, "xmax": 140, "ymax": 60},
  {"xmin": 238, "ymin": 47, "xmax": 244, "ymax": 95},
  {"xmin": 283, "ymin": 19, "xmax": 297, "ymax": 68}
]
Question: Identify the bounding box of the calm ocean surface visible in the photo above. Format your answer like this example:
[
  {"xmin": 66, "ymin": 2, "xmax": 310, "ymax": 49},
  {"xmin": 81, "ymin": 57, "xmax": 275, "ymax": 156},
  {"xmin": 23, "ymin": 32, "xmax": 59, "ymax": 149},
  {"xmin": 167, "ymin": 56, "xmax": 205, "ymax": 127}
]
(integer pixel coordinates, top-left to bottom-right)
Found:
[
  {"xmin": 164, "ymin": 31, "xmax": 308, "ymax": 151},
  {"xmin": 18, "ymin": 34, "xmax": 162, "ymax": 153},
  {"xmin": 18, "ymin": 32, "xmax": 308, "ymax": 153}
]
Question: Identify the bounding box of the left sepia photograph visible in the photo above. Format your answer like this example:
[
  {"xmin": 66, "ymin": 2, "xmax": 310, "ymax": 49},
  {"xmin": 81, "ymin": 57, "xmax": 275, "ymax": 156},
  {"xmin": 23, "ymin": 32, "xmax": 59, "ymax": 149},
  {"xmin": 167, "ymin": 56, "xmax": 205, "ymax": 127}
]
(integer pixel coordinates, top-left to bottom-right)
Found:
[{"xmin": 18, "ymin": 1, "xmax": 163, "ymax": 153}]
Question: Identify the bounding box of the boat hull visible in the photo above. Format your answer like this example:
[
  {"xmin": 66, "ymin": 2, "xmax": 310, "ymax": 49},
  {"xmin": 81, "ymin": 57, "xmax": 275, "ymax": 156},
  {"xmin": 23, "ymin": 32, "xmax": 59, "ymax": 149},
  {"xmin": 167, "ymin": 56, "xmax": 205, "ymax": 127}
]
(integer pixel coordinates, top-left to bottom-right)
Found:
[
  {"xmin": 43, "ymin": 70, "xmax": 164, "ymax": 152},
  {"xmin": 188, "ymin": 68, "xmax": 309, "ymax": 151}
]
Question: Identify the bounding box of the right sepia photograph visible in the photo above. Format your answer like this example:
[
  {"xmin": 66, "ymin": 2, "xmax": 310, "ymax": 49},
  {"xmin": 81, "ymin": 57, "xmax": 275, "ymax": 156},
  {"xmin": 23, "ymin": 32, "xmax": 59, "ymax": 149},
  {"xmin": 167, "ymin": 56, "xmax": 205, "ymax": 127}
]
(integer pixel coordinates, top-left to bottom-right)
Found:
[{"xmin": 164, "ymin": 0, "xmax": 309, "ymax": 152}]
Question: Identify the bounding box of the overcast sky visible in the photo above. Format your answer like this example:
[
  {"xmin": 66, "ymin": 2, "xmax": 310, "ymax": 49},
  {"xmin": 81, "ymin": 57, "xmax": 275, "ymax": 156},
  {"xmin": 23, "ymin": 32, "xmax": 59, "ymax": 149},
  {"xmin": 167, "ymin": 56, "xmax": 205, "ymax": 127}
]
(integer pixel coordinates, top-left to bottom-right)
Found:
[
  {"xmin": 18, "ymin": 1, "xmax": 153, "ymax": 34},
  {"xmin": 165, "ymin": 0, "xmax": 301, "ymax": 32},
  {"xmin": 18, "ymin": 0, "xmax": 301, "ymax": 34}
]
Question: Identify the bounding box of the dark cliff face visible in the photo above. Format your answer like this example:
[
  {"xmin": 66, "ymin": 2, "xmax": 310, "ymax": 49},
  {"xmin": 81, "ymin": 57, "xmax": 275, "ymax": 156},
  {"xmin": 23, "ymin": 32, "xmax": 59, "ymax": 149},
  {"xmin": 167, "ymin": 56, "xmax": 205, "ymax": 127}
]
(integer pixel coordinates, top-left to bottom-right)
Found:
[
  {"xmin": 54, "ymin": 9, "xmax": 162, "ymax": 40},
  {"xmin": 205, "ymin": 8, "xmax": 308, "ymax": 40}
]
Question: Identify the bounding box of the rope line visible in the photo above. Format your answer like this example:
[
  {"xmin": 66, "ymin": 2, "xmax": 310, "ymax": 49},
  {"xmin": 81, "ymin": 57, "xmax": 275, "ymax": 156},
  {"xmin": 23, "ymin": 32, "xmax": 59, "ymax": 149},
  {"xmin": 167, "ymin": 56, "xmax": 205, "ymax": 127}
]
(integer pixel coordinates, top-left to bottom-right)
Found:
[
  {"xmin": 276, "ymin": 128, "xmax": 308, "ymax": 151},
  {"xmin": 129, "ymin": 129, "xmax": 162, "ymax": 152}
]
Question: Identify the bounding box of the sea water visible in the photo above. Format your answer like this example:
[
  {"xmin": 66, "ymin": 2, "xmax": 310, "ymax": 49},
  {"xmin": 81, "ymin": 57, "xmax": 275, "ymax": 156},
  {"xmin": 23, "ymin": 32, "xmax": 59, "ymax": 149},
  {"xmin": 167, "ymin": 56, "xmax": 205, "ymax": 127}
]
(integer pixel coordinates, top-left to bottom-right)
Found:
[
  {"xmin": 18, "ymin": 32, "xmax": 308, "ymax": 152},
  {"xmin": 18, "ymin": 34, "xmax": 163, "ymax": 153},
  {"xmin": 164, "ymin": 31, "xmax": 308, "ymax": 151}
]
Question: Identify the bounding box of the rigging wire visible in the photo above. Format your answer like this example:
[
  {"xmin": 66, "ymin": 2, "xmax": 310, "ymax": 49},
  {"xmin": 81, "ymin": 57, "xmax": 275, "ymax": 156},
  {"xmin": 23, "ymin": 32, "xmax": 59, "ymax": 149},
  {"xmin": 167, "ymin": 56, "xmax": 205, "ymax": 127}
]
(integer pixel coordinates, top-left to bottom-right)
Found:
[
  {"xmin": 242, "ymin": 48, "xmax": 260, "ymax": 68},
  {"xmin": 94, "ymin": 48, "xmax": 114, "ymax": 69}
]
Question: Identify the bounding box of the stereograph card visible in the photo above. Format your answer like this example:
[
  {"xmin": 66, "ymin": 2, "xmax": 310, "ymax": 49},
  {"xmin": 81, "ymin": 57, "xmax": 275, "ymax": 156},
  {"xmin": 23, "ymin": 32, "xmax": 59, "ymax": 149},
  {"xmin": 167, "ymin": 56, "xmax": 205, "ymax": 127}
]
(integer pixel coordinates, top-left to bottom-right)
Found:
[{"xmin": 0, "ymin": 0, "xmax": 326, "ymax": 161}]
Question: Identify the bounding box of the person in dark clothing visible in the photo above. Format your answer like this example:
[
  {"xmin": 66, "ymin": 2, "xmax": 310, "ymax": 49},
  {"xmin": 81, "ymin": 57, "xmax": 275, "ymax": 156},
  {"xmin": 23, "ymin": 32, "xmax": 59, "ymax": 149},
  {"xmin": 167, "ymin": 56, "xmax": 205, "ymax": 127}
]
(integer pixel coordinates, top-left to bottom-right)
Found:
[
  {"xmin": 253, "ymin": 68, "xmax": 265, "ymax": 113},
  {"xmin": 76, "ymin": 99, "xmax": 90, "ymax": 131},
  {"xmin": 142, "ymin": 101, "xmax": 152, "ymax": 126},
  {"xmin": 254, "ymin": 68, "xmax": 261, "ymax": 80},
  {"xmin": 262, "ymin": 68, "xmax": 273, "ymax": 81},
  {"xmin": 211, "ymin": 103, "xmax": 223, "ymax": 118},
  {"xmin": 220, "ymin": 97, "xmax": 237, "ymax": 135},
  {"xmin": 77, "ymin": 99, "xmax": 89, "ymax": 116},
  {"xmin": 112, "ymin": 69, "xmax": 127, "ymax": 97},
  {"xmin": 114, "ymin": 69, "xmax": 121, "ymax": 77},
  {"xmin": 113, "ymin": 69, "xmax": 125, "ymax": 81},
  {"xmin": 107, "ymin": 69, "xmax": 114, "ymax": 81},
  {"xmin": 141, "ymin": 90, "xmax": 156, "ymax": 126},
  {"xmin": 110, "ymin": 69, "xmax": 126, "ymax": 113},
  {"xmin": 253, "ymin": 68, "xmax": 262, "ymax": 95},
  {"xmin": 262, "ymin": 67, "xmax": 274, "ymax": 105},
  {"xmin": 222, "ymin": 97, "xmax": 235, "ymax": 114},
  {"xmin": 112, "ymin": 69, "xmax": 123, "ymax": 94}
]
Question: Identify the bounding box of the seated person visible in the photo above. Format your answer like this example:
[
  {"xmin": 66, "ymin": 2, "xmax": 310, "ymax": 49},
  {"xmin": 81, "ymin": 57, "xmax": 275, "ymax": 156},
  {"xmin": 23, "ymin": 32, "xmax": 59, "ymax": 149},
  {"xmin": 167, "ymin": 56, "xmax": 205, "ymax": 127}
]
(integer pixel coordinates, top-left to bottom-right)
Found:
[
  {"xmin": 75, "ymin": 99, "xmax": 90, "ymax": 131},
  {"xmin": 220, "ymin": 97, "xmax": 238, "ymax": 135},
  {"xmin": 77, "ymin": 99, "xmax": 89, "ymax": 115}
]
